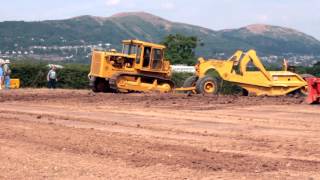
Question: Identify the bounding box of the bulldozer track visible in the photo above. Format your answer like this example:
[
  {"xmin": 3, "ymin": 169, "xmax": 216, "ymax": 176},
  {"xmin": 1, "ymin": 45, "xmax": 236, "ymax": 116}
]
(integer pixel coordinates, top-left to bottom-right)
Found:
[{"xmin": 109, "ymin": 72, "xmax": 175, "ymax": 91}]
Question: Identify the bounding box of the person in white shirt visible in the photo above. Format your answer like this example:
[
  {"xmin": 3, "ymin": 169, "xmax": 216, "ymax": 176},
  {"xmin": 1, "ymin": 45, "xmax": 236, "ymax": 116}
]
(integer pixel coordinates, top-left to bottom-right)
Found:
[{"xmin": 47, "ymin": 65, "xmax": 58, "ymax": 89}]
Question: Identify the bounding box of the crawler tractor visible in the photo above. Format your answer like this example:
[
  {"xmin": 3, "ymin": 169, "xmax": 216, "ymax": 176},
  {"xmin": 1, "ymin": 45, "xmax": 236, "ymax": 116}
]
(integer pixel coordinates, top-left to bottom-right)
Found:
[
  {"xmin": 89, "ymin": 40, "xmax": 174, "ymax": 93},
  {"xmin": 183, "ymin": 50, "xmax": 308, "ymax": 96}
]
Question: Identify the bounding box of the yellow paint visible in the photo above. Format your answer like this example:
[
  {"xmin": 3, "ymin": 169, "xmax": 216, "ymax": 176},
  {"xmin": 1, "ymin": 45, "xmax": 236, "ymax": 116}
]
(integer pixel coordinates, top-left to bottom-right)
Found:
[
  {"xmin": 89, "ymin": 40, "xmax": 173, "ymax": 93},
  {"xmin": 195, "ymin": 50, "xmax": 307, "ymax": 96}
]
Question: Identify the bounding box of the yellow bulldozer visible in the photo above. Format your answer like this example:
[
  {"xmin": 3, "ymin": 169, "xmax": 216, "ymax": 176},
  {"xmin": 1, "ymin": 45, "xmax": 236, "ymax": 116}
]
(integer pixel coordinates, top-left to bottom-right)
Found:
[
  {"xmin": 88, "ymin": 40, "xmax": 174, "ymax": 93},
  {"xmin": 182, "ymin": 50, "xmax": 308, "ymax": 96},
  {"xmin": 89, "ymin": 40, "xmax": 307, "ymax": 96}
]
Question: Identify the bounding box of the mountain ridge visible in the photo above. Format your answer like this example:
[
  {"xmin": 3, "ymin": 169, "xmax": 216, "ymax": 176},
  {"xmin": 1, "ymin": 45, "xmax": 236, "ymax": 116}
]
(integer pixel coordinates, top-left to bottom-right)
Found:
[
  {"xmin": 0, "ymin": 11, "xmax": 319, "ymax": 62},
  {"xmin": 4, "ymin": 12, "xmax": 316, "ymax": 40}
]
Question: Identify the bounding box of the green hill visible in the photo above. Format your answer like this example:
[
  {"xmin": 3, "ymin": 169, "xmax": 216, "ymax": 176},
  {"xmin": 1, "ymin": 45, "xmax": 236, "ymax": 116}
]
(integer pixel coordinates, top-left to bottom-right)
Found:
[
  {"xmin": 219, "ymin": 24, "xmax": 320, "ymax": 55},
  {"xmin": 0, "ymin": 12, "xmax": 320, "ymax": 61}
]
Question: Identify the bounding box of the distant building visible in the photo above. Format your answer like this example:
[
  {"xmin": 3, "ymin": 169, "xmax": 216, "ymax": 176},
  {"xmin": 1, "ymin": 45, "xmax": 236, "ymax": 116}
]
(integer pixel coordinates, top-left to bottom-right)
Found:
[
  {"xmin": 47, "ymin": 64, "xmax": 64, "ymax": 69},
  {"xmin": 171, "ymin": 65, "xmax": 195, "ymax": 73}
]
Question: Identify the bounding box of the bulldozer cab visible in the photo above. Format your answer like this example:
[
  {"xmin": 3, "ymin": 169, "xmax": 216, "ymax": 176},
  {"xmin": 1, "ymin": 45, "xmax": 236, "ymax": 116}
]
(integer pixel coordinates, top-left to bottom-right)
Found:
[
  {"xmin": 142, "ymin": 46, "xmax": 164, "ymax": 70},
  {"xmin": 122, "ymin": 40, "xmax": 166, "ymax": 72}
]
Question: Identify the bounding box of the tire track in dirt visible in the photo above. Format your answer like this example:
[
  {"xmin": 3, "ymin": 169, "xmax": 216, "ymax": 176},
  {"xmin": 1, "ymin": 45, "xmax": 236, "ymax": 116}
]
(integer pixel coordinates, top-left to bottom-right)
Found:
[
  {"xmin": 0, "ymin": 89, "xmax": 319, "ymax": 179},
  {"xmin": 0, "ymin": 105, "xmax": 314, "ymax": 169},
  {"xmin": 1, "ymin": 118, "xmax": 320, "ymax": 174},
  {"xmin": 1, "ymin": 102, "xmax": 320, "ymax": 164}
]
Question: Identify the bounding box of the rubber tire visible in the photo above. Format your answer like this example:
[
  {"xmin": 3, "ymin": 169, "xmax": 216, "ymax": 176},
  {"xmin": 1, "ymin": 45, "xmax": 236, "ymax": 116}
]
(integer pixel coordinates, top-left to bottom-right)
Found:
[
  {"xmin": 287, "ymin": 89, "xmax": 306, "ymax": 97},
  {"xmin": 183, "ymin": 76, "xmax": 198, "ymax": 94},
  {"xmin": 195, "ymin": 76, "xmax": 219, "ymax": 95},
  {"xmin": 242, "ymin": 89, "xmax": 249, "ymax": 96},
  {"xmin": 183, "ymin": 76, "xmax": 198, "ymax": 87}
]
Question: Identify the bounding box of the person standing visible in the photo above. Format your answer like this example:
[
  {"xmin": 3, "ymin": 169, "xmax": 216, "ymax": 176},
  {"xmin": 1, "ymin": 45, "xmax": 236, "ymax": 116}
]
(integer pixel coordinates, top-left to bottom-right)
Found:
[
  {"xmin": 0, "ymin": 59, "xmax": 4, "ymax": 90},
  {"xmin": 3, "ymin": 59, "xmax": 11, "ymax": 89},
  {"xmin": 47, "ymin": 65, "xmax": 58, "ymax": 89}
]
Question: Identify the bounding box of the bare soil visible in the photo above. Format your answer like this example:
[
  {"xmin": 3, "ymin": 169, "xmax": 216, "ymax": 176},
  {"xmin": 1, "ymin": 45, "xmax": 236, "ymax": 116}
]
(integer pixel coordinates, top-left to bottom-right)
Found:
[{"xmin": 0, "ymin": 89, "xmax": 319, "ymax": 179}]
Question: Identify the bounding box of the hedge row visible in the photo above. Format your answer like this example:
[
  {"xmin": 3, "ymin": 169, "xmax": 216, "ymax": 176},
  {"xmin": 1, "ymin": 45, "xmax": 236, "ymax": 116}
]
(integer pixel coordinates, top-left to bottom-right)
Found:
[{"xmin": 11, "ymin": 63, "xmax": 90, "ymax": 89}]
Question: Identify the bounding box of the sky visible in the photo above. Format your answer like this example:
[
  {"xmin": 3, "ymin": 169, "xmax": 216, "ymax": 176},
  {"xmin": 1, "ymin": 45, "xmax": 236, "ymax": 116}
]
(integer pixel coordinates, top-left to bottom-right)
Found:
[{"xmin": 0, "ymin": 0, "xmax": 319, "ymax": 39}]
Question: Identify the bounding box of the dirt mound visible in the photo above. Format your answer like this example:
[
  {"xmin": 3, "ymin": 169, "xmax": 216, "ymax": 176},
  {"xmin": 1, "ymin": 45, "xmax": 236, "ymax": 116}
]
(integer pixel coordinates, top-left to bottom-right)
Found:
[{"xmin": 0, "ymin": 89, "xmax": 305, "ymax": 110}]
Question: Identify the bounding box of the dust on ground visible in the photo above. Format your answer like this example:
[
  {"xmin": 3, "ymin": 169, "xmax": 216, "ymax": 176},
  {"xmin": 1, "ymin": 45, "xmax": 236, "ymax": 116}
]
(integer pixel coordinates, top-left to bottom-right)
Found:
[{"xmin": 0, "ymin": 89, "xmax": 319, "ymax": 179}]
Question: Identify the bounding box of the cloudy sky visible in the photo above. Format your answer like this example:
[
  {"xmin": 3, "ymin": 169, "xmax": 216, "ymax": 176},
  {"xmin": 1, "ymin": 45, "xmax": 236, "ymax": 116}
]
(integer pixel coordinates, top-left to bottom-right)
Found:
[{"xmin": 0, "ymin": 0, "xmax": 319, "ymax": 39}]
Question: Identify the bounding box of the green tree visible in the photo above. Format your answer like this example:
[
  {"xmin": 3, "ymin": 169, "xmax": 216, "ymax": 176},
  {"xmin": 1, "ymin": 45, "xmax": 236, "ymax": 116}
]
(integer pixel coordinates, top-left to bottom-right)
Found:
[
  {"xmin": 295, "ymin": 62, "xmax": 320, "ymax": 77},
  {"xmin": 309, "ymin": 62, "xmax": 320, "ymax": 77},
  {"xmin": 161, "ymin": 34, "xmax": 198, "ymax": 65}
]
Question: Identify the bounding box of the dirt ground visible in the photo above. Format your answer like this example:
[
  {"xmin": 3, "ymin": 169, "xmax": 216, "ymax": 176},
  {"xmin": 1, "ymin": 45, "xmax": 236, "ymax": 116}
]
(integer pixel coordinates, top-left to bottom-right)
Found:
[{"xmin": 0, "ymin": 89, "xmax": 319, "ymax": 180}]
